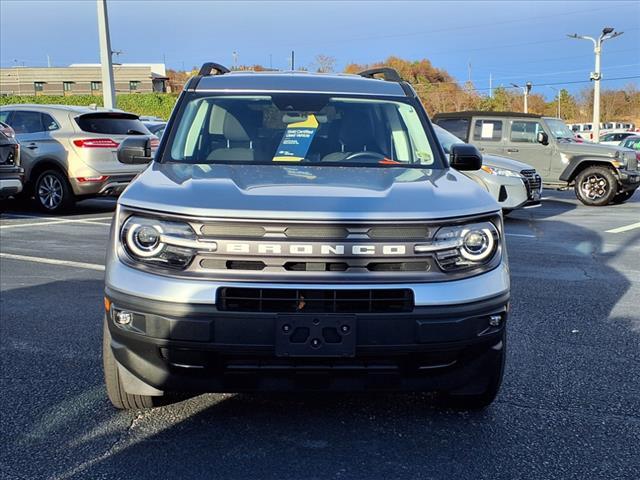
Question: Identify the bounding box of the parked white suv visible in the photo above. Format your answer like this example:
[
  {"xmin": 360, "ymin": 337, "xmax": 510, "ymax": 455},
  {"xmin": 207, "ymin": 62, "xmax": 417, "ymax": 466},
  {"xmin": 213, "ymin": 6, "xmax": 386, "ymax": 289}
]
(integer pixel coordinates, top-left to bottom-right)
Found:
[{"xmin": 0, "ymin": 104, "xmax": 157, "ymax": 212}]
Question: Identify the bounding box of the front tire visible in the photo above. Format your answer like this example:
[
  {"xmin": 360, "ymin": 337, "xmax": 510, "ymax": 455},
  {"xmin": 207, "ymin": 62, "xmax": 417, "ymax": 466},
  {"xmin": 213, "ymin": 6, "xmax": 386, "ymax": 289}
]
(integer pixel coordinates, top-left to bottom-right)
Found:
[
  {"xmin": 34, "ymin": 169, "xmax": 75, "ymax": 213},
  {"xmin": 574, "ymin": 166, "xmax": 618, "ymax": 206},
  {"xmin": 103, "ymin": 316, "xmax": 159, "ymax": 410},
  {"xmin": 611, "ymin": 188, "xmax": 636, "ymax": 204}
]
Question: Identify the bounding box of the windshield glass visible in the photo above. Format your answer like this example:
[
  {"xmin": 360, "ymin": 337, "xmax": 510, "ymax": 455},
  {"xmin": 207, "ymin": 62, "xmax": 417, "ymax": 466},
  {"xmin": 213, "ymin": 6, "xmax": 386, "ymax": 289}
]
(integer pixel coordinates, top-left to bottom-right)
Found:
[
  {"xmin": 545, "ymin": 118, "xmax": 575, "ymax": 139},
  {"xmin": 167, "ymin": 94, "xmax": 439, "ymax": 167},
  {"xmin": 433, "ymin": 124, "xmax": 465, "ymax": 153}
]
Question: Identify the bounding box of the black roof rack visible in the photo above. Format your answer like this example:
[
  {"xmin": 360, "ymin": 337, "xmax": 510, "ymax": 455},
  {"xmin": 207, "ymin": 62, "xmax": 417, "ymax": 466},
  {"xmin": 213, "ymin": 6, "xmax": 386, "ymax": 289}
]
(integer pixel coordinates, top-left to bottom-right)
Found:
[
  {"xmin": 198, "ymin": 62, "xmax": 231, "ymax": 76},
  {"xmin": 358, "ymin": 67, "xmax": 402, "ymax": 82}
]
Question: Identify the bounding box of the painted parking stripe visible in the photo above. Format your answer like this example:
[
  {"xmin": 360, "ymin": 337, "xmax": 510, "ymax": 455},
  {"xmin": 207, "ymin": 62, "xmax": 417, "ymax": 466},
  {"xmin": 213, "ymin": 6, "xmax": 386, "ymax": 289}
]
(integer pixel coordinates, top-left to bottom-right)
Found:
[
  {"xmin": 506, "ymin": 233, "xmax": 536, "ymax": 238},
  {"xmin": 0, "ymin": 216, "xmax": 112, "ymax": 229},
  {"xmin": 605, "ymin": 222, "xmax": 640, "ymax": 234},
  {"xmin": 0, "ymin": 253, "xmax": 105, "ymax": 271}
]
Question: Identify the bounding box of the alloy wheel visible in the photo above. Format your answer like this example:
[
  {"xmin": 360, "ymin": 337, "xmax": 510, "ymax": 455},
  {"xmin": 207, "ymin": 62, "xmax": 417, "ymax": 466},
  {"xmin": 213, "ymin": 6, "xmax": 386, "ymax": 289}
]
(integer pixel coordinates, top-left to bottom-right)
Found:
[
  {"xmin": 580, "ymin": 174, "xmax": 609, "ymax": 200},
  {"xmin": 38, "ymin": 174, "xmax": 63, "ymax": 210}
]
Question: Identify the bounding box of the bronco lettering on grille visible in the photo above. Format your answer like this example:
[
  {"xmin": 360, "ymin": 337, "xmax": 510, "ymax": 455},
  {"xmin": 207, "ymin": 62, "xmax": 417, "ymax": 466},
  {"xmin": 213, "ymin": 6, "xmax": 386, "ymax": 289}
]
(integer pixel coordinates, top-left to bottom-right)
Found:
[{"xmin": 224, "ymin": 243, "xmax": 406, "ymax": 256}]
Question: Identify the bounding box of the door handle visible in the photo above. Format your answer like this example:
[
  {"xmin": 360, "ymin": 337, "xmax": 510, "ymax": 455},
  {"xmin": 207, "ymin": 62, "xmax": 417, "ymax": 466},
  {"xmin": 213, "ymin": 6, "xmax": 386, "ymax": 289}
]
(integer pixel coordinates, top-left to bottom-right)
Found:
[
  {"xmin": 506, "ymin": 148, "xmax": 519, "ymax": 153},
  {"xmin": 26, "ymin": 143, "xmax": 38, "ymax": 150}
]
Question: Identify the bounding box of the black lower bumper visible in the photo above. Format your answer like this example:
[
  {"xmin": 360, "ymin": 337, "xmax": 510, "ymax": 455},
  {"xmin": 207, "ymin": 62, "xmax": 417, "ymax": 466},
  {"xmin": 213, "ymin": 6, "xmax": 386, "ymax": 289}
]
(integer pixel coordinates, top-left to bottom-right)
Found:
[
  {"xmin": 619, "ymin": 169, "xmax": 640, "ymax": 191},
  {"xmin": 105, "ymin": 288, "xmax": 509, "ymax": 393}
]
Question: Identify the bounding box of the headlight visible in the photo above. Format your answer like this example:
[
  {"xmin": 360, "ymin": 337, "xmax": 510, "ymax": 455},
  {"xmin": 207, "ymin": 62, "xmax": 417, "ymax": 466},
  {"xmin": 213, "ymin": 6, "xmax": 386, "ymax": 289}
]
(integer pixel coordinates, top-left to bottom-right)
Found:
[
  {"xmin": 481, "ymin": 165, "xmax": 522, "ymax": 178},
  {"xmin": 121, "ymin": 216, "xmax": 216, "ymax": 269},
  {"xmin": 415, "ymin": 221, "xmax": 500, "ymax": 271}
]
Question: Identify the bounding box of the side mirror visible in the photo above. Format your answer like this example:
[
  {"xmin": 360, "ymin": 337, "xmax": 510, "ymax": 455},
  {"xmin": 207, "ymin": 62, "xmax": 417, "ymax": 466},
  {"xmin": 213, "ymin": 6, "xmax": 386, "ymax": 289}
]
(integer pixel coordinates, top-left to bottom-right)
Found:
[
  {"xmin": 450, "ymin": 143, "xmax": 482, "ymax": 171},
  {"xmin": 537, "ymin": 131, "xmax": 549, "ymax": 145},
  {"xmin": 117, "ymin": 137, "xmax": 153, "ymax": 164}
]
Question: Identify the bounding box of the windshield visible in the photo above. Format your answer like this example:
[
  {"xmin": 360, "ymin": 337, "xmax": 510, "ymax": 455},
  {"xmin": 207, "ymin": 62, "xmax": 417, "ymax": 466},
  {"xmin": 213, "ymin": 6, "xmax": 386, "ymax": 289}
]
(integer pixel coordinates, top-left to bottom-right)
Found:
[
  {"xmin": 166, "ymin": 94, "xmax": 439, "ymax": 167},
  {"xmin": 545, "ymin": 118, "xmax": 575, "ymax": 140},
  {"xmin": 432, "ymin": 124, "xmax": 465, "ymax": 153}
]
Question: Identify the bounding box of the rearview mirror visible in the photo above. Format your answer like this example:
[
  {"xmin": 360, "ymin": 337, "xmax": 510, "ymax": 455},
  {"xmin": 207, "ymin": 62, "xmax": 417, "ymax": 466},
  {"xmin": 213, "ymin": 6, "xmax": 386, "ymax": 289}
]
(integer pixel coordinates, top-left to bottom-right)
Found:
[
  {"xmin": 117, "ymin": 137, "xmax": 153, "ymax": 165},
  {"xmin": 537, "ymin": 131, "xmax": 549, "ymax": 145},
  {"xmin": 450, "ymin": 144, "xmax": 482, "ymax": 171}
]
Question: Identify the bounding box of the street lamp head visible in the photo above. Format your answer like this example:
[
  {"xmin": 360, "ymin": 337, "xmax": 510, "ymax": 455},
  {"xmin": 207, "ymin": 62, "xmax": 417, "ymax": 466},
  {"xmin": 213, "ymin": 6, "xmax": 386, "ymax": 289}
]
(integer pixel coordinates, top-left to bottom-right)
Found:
[
  {"xmin": 510, "ymin": 82, "xmax": 519, "ymax": 88},
  {"xmin": 602, "ymin": 27, "xmax": 614, "ymax": 35}
]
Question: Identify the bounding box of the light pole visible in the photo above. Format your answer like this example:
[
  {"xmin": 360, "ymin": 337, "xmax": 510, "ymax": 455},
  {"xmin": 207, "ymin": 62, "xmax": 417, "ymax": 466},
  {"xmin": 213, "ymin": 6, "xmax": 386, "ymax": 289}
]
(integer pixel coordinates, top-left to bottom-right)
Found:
[
  {"xmin": 549, "ymin": 86, "xmax": 561, "ymax": 119},
  {"xmin": 511, "ymin": 82, "xmax": 532, "ymax": 113},
  {"xmin": 96, "ymin": 0, "xmax": 116, "ymax": 108},
  {"xmin": 568, "ymin": 27, "xmax": 623, "ymax": 142}
]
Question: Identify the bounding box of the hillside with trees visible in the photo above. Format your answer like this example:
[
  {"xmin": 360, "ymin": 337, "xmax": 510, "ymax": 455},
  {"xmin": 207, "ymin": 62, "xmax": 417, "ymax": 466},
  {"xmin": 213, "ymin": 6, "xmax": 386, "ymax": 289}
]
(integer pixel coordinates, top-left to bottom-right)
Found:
[{"xmin": 3, "ymin": 56, "xmax": 638, "ymax": 124}]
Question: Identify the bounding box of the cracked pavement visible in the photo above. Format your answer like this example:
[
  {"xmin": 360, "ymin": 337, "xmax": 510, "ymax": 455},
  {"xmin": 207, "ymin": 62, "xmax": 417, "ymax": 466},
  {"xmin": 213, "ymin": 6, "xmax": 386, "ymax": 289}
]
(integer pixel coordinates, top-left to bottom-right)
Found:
[{"xmin": 1, "ymin": 192, "xmax": 639, "ymax": 479}]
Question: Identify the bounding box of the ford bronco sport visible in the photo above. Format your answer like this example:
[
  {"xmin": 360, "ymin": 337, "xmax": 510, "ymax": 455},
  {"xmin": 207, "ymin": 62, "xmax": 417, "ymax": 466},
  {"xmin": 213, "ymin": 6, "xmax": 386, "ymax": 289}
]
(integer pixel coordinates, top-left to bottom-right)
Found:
[
  {"xmin": 103, "ymin": 64, "xmax": 510, "ymax": 410},
  {"xmin": 433, "ymin": 111, "xmax": 639, "ymax": 206}
]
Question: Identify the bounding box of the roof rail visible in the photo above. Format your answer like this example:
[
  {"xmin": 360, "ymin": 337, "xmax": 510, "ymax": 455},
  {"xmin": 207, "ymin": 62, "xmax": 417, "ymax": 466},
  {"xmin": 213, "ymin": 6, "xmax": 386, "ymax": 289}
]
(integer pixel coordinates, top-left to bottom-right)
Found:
[
  {"xmin": 357, "ymin": 67, "xmax": 402, "ymax": 82},
  {"xmin": 198, "ymin": 62, "xmax": 231, "ymax": 76}
]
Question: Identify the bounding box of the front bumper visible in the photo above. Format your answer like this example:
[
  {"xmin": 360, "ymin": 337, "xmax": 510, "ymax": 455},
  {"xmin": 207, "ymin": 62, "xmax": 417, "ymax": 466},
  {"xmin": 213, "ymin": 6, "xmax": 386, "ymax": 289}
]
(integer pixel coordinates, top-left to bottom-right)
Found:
[
  {"xmin": 105, "ymin": 261, "xmax": 510, "ymax": 394},
  {"xmin": 618, "ymin": 168, "xmax": 640, "ymax": 191}
]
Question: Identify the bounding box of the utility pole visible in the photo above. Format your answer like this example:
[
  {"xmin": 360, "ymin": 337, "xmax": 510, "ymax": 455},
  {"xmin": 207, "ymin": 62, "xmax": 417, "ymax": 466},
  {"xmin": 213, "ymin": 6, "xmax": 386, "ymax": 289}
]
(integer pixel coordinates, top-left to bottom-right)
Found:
[
  {"xmin": 568, "ymin": 27, "xmax": 623, "ymax": 142},
  {"xmin": 511, "ymin": 82, "xmax": 532, "ymax": 113},
  {"xmin": 290, "ymin": 50, "xmax": 295, "ymax": 70},
  {"xmin": 489, "ymin": 72, "xmax": 492, "ymax": 98},
  {"xmin": 549, "ymin": 86, "xmax": 561, "ymax": 118},
  {"xmin": 96, "ymin": 0, "xmax": 116, "ymax": 108}
]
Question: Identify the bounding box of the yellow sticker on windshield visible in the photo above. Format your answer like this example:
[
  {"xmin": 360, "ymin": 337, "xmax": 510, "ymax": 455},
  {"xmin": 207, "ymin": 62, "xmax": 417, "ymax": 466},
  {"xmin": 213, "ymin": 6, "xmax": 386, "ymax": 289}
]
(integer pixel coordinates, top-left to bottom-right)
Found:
[{"xmin": 273, "ymin": 114, "xmax": 319, "ymax": 162}]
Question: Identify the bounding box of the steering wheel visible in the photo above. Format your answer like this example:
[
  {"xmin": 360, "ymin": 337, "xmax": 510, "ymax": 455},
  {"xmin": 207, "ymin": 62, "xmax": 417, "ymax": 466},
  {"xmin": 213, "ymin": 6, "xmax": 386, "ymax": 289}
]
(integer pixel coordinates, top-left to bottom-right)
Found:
[{"xmin": 343, "ymin": 151, "xmax": 386, "ymax": 162}]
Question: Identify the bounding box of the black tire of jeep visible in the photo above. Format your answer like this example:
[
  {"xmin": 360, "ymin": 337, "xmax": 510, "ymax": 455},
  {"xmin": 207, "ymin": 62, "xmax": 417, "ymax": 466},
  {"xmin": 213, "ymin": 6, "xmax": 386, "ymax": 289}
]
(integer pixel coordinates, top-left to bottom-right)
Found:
[
  {"xmin": 103, "ymin": 316, "xmax": 159, "ymax": 410},
  {"xmin": 611, "ymin": 188, "xmax": 636, "ymax": 204},
  {"xmin": 574, "ymin": 166, "xmax": 618, "ymax": 206},
  {"xmin": 33, "ymin": 169, "xmax": 75, "ymax": 213},
  {"xmin": 437, "ymin": 333, "xmax": 506, "ymax": 411}
]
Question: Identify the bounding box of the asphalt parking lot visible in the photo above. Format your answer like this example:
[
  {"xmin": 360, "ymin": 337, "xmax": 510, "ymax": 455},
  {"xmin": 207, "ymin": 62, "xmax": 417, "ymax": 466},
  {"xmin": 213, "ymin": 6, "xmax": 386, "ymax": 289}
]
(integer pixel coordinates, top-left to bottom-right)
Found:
[{"xmin": 1, "ymin": 192, "xmax": 639, "ymax": 480}]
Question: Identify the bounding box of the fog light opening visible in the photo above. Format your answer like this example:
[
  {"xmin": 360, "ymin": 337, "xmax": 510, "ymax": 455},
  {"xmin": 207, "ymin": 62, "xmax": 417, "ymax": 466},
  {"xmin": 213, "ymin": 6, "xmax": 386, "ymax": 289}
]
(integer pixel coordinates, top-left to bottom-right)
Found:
[
  {"xmin": 115, "ymin": 310, "xmax": 133, "ymax": 325},
  {"xmin": 489, "ymin": 315, "xmax": 502, "ymax": 327}
]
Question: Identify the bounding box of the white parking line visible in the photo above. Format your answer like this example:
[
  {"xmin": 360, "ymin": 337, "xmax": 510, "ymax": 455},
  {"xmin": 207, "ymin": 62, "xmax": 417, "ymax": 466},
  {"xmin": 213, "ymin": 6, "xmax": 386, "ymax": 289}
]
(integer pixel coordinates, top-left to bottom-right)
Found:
[
  {"xmin": 0, "ymin": 216, "xmax": 112, "ymax": 229},
  {"xmin": 506, "ymin": 233, "xmax": 536, "ymax": 238},
  {"xmin": 606, "ymin": 222, "xmax": 640, "ymax": 234},
  {"xmin": 0, "ymin": 253, "xmax": 105, "ymax": 271}
]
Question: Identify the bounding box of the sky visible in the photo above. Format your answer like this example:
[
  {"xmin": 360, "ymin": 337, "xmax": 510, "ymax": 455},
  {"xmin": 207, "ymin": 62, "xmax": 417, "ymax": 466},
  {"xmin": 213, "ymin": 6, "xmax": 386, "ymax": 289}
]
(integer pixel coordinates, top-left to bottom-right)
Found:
[{"xmin": 1, "ymin": 0, "xmax": 639, "ymax": 100}]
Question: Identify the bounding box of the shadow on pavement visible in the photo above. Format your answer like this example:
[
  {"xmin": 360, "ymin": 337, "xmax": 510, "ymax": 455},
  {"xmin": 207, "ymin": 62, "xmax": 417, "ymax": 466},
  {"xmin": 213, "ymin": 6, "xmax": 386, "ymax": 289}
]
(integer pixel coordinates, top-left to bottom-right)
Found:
[{"xmin": 1, "ymin": 214, "xmax": 639, "ymax": 479}]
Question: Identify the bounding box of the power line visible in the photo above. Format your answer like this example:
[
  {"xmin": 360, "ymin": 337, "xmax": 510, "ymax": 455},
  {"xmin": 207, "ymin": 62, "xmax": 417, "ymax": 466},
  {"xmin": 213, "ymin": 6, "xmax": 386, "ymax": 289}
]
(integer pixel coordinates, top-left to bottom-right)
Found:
[{"xmin": 416, "ymin": 75, "xmax": 640, "ymax": 95}]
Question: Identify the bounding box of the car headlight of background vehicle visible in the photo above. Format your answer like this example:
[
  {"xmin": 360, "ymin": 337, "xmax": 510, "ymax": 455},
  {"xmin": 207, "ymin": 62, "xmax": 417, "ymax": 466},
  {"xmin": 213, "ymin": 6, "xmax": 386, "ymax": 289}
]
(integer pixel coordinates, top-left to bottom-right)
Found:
[
  {"xmin": 415, "ymin": 221, "xmax": 501, "ymax": 271},
  {"xmin": 120, "ymin": 215, "xmax": 216, "ymax": 269},
  {"xmin": 481, "ymin": 165, "xmax": 522, "ymax": 178}
]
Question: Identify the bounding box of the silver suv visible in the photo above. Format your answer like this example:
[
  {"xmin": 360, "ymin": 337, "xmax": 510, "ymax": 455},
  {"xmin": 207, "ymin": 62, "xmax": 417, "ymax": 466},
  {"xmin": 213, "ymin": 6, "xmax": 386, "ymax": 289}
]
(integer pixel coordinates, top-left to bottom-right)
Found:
[
  {"xmin": 0, "ymin": 105, "xmax": 156, "ymax": 212},
  {"xmin": 103, "ymin": 64, "xmax": 510, "ymax": 410}
]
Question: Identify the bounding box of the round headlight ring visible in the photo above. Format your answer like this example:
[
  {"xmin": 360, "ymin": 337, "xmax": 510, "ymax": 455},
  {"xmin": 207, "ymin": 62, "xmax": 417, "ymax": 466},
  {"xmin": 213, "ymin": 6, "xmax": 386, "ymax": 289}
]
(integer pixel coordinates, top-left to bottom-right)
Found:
[
  {"xmin": 460, "ymin": 227, "xmax": 495, "ymax": 262},
  {"xmin": 125, "ymin": 221, "xmax": 164, "ymax": 258}
]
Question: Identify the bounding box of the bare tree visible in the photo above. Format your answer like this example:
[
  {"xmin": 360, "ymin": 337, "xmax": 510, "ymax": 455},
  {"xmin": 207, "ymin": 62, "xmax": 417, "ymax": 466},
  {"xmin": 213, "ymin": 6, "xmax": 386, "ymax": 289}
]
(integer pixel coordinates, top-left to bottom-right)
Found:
[{"xmin": 313, "ymin": 54, "xmax": 336, "ymax": 73}]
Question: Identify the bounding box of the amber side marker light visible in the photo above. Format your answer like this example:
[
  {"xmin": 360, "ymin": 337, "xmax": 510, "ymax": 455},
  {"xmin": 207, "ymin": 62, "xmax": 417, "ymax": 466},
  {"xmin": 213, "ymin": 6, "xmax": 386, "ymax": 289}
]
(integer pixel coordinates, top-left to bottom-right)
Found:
[{"xmin": 104, "ymin": 297, "xmax": 111, "ymax": 313}]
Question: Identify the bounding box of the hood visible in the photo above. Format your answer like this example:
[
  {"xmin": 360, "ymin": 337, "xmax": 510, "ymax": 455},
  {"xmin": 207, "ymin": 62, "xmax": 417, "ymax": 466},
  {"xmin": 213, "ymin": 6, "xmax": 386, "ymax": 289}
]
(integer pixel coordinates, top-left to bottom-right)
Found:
[
  {"xmin": 482, "ymin": 153, "xmax": 534, "ymax": 172},
  {"xmin": 119, "ymin": 163, "xmax": 499, "ymax": 221},
  {"xmin": 557, "ymin": 140, "xmax": 621, "ymax": 157}
]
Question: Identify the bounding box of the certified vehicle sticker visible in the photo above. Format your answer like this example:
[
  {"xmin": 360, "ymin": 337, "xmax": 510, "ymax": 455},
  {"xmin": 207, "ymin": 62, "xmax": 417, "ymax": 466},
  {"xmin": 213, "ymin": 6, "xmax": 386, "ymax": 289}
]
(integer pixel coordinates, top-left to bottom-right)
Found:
[{"xmin": 273, "ymin": 114, "xmax": 319, "ymax": 162}]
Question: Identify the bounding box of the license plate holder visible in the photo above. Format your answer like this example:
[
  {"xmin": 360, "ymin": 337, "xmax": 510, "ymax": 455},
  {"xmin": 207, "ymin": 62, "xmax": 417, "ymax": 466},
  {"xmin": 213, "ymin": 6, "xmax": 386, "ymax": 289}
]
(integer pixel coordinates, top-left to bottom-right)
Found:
[{"xmin": 275, "ymin": 315, "xmax": 356, "ymax": 357}]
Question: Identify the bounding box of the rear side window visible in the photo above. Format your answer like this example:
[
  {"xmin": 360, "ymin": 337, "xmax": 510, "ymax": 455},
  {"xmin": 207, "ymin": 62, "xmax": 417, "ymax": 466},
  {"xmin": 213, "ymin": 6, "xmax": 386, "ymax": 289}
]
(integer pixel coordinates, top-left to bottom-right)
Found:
[
  {"xmin": 434, "ymin": 118, "xmax": 469, "ymax": 140},
  {"xmin": 8, "ymin": 111, "xmax": 44, "ymax": 134},
  {"xmin": 42, "ymin": 113, "xmax": 60, "ymax": 131},
  {"xmin": 75, "ymin": 113, "xmax": 150, "ymax": 135},
  {"xmin": 473, "ymin": 119, "xmax": 503, "ymax": 141}
]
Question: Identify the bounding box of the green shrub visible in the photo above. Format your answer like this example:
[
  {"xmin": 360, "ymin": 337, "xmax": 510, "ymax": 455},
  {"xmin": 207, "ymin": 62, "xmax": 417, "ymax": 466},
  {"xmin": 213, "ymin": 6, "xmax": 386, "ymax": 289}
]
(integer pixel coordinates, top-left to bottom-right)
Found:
[{"xmin": 0, "ymin": 93, "xmax": 179, "ymax": 120}]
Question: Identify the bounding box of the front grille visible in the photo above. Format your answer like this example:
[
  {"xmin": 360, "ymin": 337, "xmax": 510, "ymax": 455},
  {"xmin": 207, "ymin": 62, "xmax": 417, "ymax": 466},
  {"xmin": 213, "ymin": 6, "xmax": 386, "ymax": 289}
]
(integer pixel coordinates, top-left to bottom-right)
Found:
[
  {"xmin": 521, "ymin": 169, "xmax": 542, "ymax": 199},
  {"xmin": 217, "ymin": 287, "xmax": 414, "ymax": 313}
]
